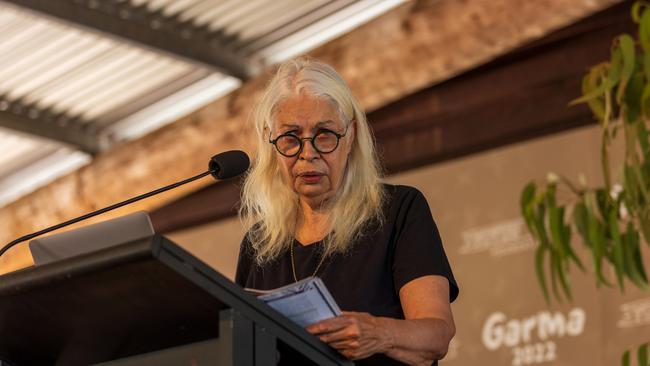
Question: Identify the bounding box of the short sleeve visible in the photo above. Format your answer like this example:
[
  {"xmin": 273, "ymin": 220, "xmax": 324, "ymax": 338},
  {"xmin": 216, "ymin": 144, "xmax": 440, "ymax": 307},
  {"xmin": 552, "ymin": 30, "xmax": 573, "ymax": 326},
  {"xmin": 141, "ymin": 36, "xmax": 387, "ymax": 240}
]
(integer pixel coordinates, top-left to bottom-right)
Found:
[{"xmin": 391, "ymin": 187, "xmax": 459, "ymax": 303}]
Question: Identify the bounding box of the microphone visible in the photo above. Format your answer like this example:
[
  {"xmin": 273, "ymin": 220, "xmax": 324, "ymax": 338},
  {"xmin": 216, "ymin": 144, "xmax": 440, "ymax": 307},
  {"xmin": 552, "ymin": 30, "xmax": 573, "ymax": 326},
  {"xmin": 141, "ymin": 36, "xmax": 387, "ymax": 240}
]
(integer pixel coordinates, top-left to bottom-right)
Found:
[
  {"xmin": 0, "ymin": 150, "xmax": 250, "ymax": 258},
  {"xmin": 209, "ymin": 150, "xmax": 249, "ymax": 179}
]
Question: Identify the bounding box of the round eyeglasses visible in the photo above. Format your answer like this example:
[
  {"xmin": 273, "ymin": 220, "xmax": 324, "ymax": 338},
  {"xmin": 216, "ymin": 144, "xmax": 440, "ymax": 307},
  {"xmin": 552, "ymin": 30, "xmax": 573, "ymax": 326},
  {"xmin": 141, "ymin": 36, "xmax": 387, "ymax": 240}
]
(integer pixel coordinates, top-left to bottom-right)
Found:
[{"xmin": 269, "ymin": 125, "xmax": 349, "ymax": 157}]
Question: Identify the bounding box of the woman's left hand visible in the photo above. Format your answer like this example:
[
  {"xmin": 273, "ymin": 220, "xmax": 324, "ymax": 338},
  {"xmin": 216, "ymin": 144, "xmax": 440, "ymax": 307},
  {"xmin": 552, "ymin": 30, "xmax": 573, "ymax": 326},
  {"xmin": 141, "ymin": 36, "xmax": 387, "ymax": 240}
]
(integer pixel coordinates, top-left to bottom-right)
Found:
[{"xmin": 306, "ymin": 311, "xmax": 392, "ymax": 360}]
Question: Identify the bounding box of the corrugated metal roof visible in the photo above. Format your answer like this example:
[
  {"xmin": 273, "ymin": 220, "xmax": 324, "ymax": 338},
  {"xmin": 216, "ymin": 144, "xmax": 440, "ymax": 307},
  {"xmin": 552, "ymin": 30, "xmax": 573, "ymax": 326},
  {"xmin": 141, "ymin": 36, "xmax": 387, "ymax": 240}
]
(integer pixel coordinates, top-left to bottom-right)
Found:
[
  {"xmin": 0, "ymin": 128, "xmax": 90, "ymax": 206},
  {"xmin": 0, "ymin": 0, "xmax": 405, "ymax": 207},
  {"xmin": 0, "ymin": 3, "xmax": 202, "ymax": 125}
]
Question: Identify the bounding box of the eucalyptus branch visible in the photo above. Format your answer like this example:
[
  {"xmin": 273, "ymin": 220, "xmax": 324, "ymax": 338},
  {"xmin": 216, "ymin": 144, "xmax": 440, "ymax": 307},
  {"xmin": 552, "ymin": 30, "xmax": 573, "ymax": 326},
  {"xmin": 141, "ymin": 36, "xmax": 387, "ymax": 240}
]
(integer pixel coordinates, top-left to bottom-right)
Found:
[
  {"xmin": 557, "ymin": 174, "xmax": 585, "ymax": 196},
  {"xmin": 520, "ymin": 4, "xmax": 650, "ymax": 363},
  {"xmin": 521, "ymin": 2, "xmax": 650, "ymax": 307}
]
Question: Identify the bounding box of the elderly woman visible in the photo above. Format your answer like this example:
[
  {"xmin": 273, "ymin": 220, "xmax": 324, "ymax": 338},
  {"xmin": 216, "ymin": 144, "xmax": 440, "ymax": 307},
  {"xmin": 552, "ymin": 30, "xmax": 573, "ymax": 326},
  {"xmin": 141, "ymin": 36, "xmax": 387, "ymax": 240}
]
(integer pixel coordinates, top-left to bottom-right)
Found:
[{"xmin": 235, "ymin": 58, "xmax": 458, "ymax": 366}]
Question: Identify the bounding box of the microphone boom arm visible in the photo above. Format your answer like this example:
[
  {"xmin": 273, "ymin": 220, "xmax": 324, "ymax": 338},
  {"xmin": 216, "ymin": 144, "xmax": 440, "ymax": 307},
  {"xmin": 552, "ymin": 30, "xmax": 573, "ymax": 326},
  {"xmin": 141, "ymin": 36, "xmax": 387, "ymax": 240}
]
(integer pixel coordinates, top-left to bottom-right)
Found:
[{"xmin": 0, "ymin": 170, "xmax": 213, "ymax": 258}]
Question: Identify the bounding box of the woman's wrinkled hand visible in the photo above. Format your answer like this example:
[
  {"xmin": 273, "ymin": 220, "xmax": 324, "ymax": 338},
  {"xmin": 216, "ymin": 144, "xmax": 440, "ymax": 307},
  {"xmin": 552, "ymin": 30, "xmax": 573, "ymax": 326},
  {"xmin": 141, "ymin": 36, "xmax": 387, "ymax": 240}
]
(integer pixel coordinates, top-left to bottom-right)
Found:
[{"xmin": 306, "ymin": 311, "xmax": 393, "ymax": 360}]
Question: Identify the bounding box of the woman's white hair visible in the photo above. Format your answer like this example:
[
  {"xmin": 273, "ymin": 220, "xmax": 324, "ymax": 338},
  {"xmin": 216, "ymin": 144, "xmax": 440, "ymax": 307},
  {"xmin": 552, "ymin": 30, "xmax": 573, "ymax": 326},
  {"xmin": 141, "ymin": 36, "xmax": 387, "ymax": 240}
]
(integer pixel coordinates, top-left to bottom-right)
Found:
[{"xmin": 240, "ymin": 57, "xmax": 385, "ymax": 265}]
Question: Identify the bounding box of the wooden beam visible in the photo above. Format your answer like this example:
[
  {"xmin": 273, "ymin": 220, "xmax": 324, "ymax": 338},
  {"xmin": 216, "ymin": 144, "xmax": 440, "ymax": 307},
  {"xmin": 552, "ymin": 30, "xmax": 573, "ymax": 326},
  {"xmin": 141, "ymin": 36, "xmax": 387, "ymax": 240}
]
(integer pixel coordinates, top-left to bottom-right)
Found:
[
  {"xmin": 375, "ymin": 2, "xmax": 633, "ymax": 173},
  {"xmin": 150, "ymin": 2, "xmax": 632, "ymax": 234},
  {"xmin": 0, "ymin": 0, "xmax": 620, "ymax": 273}
]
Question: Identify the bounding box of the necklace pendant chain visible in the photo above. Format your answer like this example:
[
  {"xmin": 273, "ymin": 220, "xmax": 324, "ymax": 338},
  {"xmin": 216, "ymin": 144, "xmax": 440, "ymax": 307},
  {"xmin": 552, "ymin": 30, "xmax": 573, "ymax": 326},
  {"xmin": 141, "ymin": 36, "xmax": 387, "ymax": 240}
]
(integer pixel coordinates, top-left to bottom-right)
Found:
[{"xmin": 290, "ymin": 243, "xmax": 327, "ymax": 283}]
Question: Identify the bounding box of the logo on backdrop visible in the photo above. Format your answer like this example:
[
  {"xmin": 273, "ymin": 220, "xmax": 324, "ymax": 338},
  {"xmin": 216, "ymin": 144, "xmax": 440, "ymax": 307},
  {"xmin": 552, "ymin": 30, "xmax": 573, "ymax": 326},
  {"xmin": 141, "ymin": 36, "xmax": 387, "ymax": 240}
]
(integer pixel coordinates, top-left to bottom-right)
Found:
[
  {"xmin": 460, "ymin": 218, "xmax": 535, "ymax": 257},
  {"xmin": 481, "ymin": 308, "xmax": 586, "ymax": 366},
  {"xmin": 617, "ymin": 296, "xmax": 650, "ymax": 328}
]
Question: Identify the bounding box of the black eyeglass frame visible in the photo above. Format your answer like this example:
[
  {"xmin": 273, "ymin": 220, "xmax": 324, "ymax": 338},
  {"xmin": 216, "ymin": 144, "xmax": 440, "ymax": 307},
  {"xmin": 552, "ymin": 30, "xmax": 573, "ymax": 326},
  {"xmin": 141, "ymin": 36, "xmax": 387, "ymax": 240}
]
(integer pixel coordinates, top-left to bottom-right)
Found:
[{"xmin": 268, "ymin": 124, "xmax": 350, "ymax": 157}]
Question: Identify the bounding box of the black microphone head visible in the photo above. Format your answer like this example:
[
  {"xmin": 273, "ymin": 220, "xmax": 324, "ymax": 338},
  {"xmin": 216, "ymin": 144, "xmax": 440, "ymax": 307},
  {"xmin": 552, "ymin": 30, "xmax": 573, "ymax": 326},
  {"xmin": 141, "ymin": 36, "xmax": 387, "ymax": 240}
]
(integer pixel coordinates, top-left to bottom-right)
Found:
[{"xmin": 209, "ymin": 150, "xmax": 250, "ymax": 179}]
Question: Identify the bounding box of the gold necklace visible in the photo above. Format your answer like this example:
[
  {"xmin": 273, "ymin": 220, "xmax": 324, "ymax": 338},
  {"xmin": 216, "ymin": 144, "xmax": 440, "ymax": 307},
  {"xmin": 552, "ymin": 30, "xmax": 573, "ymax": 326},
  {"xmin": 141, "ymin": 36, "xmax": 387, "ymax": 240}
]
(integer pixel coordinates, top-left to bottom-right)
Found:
[{"xmin": 290, "ymin": 242, "xmax": 327, "ymax": 282}]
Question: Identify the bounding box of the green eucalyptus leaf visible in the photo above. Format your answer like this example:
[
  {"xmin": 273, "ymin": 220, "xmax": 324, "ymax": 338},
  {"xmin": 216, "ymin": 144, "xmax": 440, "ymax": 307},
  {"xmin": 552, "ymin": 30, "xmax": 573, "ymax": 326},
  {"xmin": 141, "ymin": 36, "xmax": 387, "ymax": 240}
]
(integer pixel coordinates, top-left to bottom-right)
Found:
[
  {"xmin": 555, "ymin": 252, "xmax": 573, "ymax": 301},
  {"xmin": 640, "ymin": 7, "xmax": 650, "ymax": 51},
  {"xmin": 558, "ymin": 206, "xmax": 584, "ymax": 271},
  {"xmin": 610, "ymin": 47, "xmax": 624, "ymax": 87},
  {"xmin": 632, "ymin": 1, "xmax": 645, "ymax": 23},
  {"xmin": 588, "ymin": 203, "xmax": 612, "ymax": 287},
  {"xmin": 581, "ymin": 69, "xmax": 607, "ymax": 119},
  {"xmin": 625, "ymin": 72, "xmax": 644, "ymax": 122},
  {"xmin": 564, "ymin": 224, "xmax": 584, "ymax": 271},
  {"xmin": 546, "ymin": 181, "xmax": 557, "ymax": 206},
  {"xmin": 596, "ymin": 188, "xmax": 612, "ymax": 220},
  {"xmin": 642, "ymin": 160, "xmax": 650, "ymax": 184},
  {"xmin": 549, "ymin": 205, "xmax": 566, "ymax": 256},
  {"xmin": 535, "ymin": 245, "xmax": 551, "ymax": 304},
  {"xmin": 548, "ymin": 203, "xmax": 582, "ymax": 290},
  {"xmin": 644, "ymin": 52, "xmax": 650, "ymax": 81},
  {"xmin": 521, "ymin": 182, "xmax": 538, "ymax": 235},
  {"xmin": 622, "ymin": 349, "xmax": 630, "ymax": 366},
  {"xmin": 618, "ymin": 34, "xmax": 636, "ymax": 76},
  {"xmin": 640, "ymin": 83, "xmax": 650, "ymax": 119},
  {"xmin": 631, "ymin": 226, "xmax": 649, "ymax": 285},
  {"xmin": 521, "ymin": 182, "xmax": 536, "ymax": 212},
  {"xmin": 638, "ymin": 211, "xmax": 650, "ymax": 246},
  {"xmin": 624, "ymin": 223, "xmax": 649, "ymax": 289},
  {"xmin": 609, "ymin": 209, "xmax": 626, "ymax": 291},
  {"xmin": 533, "ymin": 195, "xmax": 551, "ymax": 246},
  {"xmin": 638, "ymin": 343, "xmax": 648, "ymax": 366},
  {"xmin": 574, "ymin": 201, "xmax": 590, "ymax": 244},
  {"xmin": 549, "ymin": 249, "xmax": 564, "ymax": 302},
  {"xmin": 624, "ymin": 165, "xmax": 640, "ymax": 216},
  {"xmin": 633, "ymin": 247, "xmax": 649, "ymax": 286},
  {"xmin": 637, "ymin": 120, "xmax": 650, "ymax": 155},
  {"xmin": 571, "ymin": 60, "xmax": 620, "ymax": 105},
  {"xmin": 617, "ymin": 34, "xmax": 636, "ymax": 103},
  {"xmin": 632, "ymin": 164, "xmax": 649, "ymax": 203}
]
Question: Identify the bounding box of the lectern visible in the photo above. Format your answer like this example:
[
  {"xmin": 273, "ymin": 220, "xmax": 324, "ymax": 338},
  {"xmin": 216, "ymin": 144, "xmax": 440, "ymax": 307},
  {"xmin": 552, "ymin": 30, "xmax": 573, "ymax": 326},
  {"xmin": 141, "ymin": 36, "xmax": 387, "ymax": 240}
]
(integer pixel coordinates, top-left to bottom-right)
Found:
[{"xmin": 0, "ymin": 235, "xmax": 353, "ymax": 366}]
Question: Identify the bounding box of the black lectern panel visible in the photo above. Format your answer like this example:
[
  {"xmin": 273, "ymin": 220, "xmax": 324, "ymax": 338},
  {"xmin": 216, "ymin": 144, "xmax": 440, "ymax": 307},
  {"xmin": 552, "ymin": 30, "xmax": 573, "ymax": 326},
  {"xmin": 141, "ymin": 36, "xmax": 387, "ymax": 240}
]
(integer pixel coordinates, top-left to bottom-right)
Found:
[
  {"xmin": 0, "ymin": 235, "xmax": 351, "ymax": 366},
  {"xmin": 0, "ymin": 236, "xmax": 223, "ymax": 365}
]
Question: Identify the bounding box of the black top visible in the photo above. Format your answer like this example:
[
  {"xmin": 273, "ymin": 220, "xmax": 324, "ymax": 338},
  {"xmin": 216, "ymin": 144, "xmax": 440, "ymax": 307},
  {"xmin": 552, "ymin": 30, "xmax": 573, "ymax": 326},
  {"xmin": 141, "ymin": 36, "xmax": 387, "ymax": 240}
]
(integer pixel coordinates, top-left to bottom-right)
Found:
[{"xmin": 236, "ymin": 184, "xmax": 459, "ymax": 365}]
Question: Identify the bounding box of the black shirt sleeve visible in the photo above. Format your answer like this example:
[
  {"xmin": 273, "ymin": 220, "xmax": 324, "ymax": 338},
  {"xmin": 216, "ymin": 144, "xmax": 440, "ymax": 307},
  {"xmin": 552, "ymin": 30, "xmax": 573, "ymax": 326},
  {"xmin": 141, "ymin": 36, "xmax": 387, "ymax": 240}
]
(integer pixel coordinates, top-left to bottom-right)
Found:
[{"xmin": 391, "ymin": 186, "xmax": 459, "ymax": 303}]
